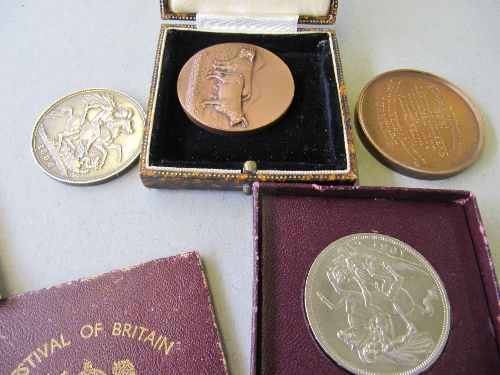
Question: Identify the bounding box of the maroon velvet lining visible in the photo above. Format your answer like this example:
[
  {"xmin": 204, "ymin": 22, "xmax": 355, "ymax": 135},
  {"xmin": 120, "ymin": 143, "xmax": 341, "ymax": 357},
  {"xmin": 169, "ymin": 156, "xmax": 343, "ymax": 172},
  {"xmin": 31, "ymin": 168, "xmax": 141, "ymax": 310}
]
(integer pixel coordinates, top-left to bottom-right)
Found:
[{"xmin": 253, "ymin": 183, "xmax": 500, "ymax": 374}]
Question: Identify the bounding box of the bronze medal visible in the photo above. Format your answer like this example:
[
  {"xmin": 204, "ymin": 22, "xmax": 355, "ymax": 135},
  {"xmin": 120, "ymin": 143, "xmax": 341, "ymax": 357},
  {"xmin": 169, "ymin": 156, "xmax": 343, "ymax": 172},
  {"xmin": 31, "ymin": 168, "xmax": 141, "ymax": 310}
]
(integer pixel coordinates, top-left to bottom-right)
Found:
[
  {"xmin": 357, "ymin": 70, "xmax": 485, "ymax": 179},
  {"xmin": 177, "ymin": 43, "xmax": 294, "ymax": 135}
]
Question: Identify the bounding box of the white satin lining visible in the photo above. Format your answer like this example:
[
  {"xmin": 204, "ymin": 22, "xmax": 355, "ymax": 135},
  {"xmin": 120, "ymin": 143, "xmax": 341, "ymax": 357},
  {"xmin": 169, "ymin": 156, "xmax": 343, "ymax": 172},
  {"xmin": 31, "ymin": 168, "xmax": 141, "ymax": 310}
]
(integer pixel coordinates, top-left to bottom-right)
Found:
[
  {"xmin": 169, "ymin": 0, "xmax": 331, "ymax": 17},
  {"xmin": 197, "ymin": 13, "xmax": 298, "ymax": 33}
]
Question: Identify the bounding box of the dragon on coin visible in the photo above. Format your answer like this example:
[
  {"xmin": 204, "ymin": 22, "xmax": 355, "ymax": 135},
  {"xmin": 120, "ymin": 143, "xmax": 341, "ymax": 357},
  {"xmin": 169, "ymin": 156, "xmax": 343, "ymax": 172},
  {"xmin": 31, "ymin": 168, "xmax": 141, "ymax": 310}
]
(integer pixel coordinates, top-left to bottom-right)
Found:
[
  {"xmin": 317, "ymin": 247, "xmax": 438, "ymax": 367},
  {"xmin": 44, "ymin": 92, "xmax": 134, "ymax": 175}
]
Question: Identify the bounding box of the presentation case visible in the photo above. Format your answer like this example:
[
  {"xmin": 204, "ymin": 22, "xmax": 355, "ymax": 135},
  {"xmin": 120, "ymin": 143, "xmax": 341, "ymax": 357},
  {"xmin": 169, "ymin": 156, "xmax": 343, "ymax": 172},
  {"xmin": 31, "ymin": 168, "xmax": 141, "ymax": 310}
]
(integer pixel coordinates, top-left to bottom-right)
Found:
[
  {"xmin": 140, "ymin": 1, "xmax": 357, "ymax": 192},
  {"xmin": 252, "ymin": 183, "xmax": 500, "ymax": 374}
]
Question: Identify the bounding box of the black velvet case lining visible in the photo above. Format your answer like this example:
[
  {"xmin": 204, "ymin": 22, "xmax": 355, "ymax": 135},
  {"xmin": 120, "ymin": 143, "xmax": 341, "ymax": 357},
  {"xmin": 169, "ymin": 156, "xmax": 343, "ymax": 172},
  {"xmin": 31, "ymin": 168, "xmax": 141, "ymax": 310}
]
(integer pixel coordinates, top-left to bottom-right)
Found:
[{"xmin": 149, "ymin": 29, "xmax": 348, "ymax": 171}]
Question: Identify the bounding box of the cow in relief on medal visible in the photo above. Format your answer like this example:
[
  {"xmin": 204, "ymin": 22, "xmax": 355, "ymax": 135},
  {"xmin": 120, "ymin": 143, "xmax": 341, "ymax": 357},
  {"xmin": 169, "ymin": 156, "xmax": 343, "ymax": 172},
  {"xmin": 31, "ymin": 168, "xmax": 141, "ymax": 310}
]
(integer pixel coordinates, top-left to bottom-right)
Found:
[{"xmin": 202, "ymin": 47, "xmax": 256, "ymax": 128}]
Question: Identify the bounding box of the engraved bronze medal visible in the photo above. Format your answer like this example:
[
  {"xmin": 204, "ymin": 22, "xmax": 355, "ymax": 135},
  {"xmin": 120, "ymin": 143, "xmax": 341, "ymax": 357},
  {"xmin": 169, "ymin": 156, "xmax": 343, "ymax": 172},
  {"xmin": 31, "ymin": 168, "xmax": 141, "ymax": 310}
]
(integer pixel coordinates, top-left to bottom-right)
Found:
[
  {"xmin": 177, "ymin": 43, "xmax": 294, "ymax": 135},
  {"xmin": 357, "ymin": 70, "xmax": 485, "ymax": 179},
  {"xmin": 305, "ymin": 234, "xmax": 451, "ymax": 375}
]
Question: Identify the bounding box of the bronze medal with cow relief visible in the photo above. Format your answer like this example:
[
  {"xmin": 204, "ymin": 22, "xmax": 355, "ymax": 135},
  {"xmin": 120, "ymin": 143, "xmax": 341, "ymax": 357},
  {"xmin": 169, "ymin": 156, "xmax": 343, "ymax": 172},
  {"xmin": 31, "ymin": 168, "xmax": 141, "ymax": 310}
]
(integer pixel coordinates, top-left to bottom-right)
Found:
[
  {"xmin": 31, "ymin": 89, "xmax": 145, "ymax": 185},
  {"xmin": 177, "ymin": 43, "xmax": 295, "ymax": 135}
]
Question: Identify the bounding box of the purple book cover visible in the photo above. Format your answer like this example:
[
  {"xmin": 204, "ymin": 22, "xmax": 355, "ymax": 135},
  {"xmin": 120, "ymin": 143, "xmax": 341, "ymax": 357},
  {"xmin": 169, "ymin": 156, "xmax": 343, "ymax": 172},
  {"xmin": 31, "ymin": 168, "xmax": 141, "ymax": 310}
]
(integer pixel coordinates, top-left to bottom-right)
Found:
[{"xmin": 0, "ymin": 251, "xmax": 228, "ymax": 375}]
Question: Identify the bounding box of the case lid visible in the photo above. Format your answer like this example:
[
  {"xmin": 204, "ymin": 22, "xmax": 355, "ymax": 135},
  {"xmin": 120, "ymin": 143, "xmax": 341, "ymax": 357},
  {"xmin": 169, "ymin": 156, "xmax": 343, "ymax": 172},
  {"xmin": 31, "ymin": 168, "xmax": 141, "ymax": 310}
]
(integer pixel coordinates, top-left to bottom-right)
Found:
[{"xmin": 161, "ymin": 0, "xmax": 338, "ymax": 25}]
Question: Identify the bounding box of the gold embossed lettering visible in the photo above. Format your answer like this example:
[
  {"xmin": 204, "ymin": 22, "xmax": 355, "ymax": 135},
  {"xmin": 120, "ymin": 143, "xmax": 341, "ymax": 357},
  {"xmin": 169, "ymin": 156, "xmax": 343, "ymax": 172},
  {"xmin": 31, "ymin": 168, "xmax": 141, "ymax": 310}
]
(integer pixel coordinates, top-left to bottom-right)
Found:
[
  {"xmin": 112, "ymin": 322, "xmax": 122, "ymax": 336},
  {"xmin": 131, "ymin": 325, "xmax": 138, "ymax": 338},
  {"xmin": 50, "ymin": 338, "xmax": 62, "ymax": 353},
  {"xmin": 80, "ymin": 325, "xmax": 94, "ymax": 339},
  {"xmin": 110, "ymin": 322, "xmax": 175, "ymax": 357},
  {"xmin": 122, "ymin": 323, "xmax": 132, "ymax": 337},
  {"xmin": 157, "ymin": 337, "xmax": 175, "ymax": 355},
  {"xmin": 80, "ymin": 324, "xmax": 101, "ymax": 338},
  {"xmin": 24, "ymin": 353, "xmax": 36, "ymax": 368},
  {"xmin": 32, "ymin": 351, "xmax": 42, "ymax": 363},
  {"xmin": 60, "ymin": 334, "xmax": 71, "ymax": 347},
  {"xmin": 144, "ymin": 330, "xmax": 156, "ymax": 346},
  {"xmin": 10, "ymin": 363, "xmax": 29, "ymax": 375},
  {"xmin": 153, "ymin": 335, "xmax": 163, "ymax": 349},
  {"xmin": 11, "ymin": 334, "xmax": 71, "ymax": 375},
  {"xmin": 137, "ymin": 326, "xmax": 148, "ymax": 340},
  {"xmin": 93, "ymin": 324, "xmax": 102, "ymax": 338},
  {"xmin": 36, "ymin": 343, "xmax": 49, "ymax": 358}
]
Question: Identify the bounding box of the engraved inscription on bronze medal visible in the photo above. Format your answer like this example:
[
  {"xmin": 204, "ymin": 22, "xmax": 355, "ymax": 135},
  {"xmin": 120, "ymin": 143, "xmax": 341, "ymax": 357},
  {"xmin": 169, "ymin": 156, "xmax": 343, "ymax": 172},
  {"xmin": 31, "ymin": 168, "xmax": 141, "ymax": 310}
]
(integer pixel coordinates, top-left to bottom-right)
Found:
[
  {"xmin": 375, "ymin": 79, "xmax": 463, "ymax": 167},
  {"xmin": 357, "ymin": 70, "xmax": 484, "ymax": 178}
]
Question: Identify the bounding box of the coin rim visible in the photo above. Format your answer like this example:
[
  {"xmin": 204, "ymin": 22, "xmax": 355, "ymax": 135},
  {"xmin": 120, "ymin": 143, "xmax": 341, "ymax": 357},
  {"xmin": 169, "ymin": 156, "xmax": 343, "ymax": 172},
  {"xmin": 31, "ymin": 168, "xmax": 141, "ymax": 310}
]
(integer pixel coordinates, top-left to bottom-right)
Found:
[
  {"xmin": 304, "ymin": 233, "xmax": 451, "ymax": 375},
  {"xmin": 357, "ymin": 69, "xmax": 485, "ymax": 178},
  {"xmin": 176, "ymin": 43, "xmax": 295, "ymax": 136},
  {"xmin": 31, "ymin": 88, "xmax": 146, "ymax": 185}
]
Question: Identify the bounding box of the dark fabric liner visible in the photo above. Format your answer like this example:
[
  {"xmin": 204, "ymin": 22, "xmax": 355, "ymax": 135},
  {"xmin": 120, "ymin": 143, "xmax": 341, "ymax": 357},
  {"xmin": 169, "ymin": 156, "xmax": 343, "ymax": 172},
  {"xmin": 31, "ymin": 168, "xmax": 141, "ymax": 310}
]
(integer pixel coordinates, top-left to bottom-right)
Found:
[{"xmin": 149, "ymin": 29, "xmax": 347, "ymax": 171}]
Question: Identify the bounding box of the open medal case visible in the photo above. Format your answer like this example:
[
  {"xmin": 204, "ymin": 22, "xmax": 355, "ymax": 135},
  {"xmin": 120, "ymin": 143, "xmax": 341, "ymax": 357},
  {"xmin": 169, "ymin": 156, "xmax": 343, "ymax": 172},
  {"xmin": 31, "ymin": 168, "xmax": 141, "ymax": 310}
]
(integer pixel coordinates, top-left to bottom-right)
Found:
[
  {"xmin": 252, "ymin": 183, "xmax": 500, "ymax": 374},
  {"xmin": 140, "ymin": 0, "xmax": 357, "ymax": 191}
]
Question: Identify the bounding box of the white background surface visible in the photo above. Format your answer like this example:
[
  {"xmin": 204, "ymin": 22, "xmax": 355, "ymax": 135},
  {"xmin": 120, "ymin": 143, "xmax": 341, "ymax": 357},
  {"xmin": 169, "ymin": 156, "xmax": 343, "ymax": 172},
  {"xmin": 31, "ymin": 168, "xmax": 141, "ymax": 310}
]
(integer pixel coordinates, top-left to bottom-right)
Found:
[{"xmin": 1, "ymin": 1, "xmax": 499, "ymax": 373}]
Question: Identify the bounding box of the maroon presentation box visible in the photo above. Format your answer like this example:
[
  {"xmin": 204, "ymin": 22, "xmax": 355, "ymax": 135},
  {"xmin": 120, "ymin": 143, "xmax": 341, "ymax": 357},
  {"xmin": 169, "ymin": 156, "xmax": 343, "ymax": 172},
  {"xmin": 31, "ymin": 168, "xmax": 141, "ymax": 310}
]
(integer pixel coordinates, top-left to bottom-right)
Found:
[
  {"xmin": 0, "ymin": 252, "xmax": 227, "ymax": 375},
  {"xmin": 251, "ymin": 182, "xmax": 500, "ymax": 374}
]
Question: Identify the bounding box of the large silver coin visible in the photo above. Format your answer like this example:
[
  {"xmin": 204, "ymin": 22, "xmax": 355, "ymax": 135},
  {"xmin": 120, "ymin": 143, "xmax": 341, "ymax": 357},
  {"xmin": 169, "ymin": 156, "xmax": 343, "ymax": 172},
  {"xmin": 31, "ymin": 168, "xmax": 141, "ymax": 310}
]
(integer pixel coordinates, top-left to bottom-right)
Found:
[
  {"xmin": 32, "ymin": 89, "xmax": 145, "ymax": 185},
  {"xmin": 305, "ymin": 234, "xmax": 450, "ymax": 375}
]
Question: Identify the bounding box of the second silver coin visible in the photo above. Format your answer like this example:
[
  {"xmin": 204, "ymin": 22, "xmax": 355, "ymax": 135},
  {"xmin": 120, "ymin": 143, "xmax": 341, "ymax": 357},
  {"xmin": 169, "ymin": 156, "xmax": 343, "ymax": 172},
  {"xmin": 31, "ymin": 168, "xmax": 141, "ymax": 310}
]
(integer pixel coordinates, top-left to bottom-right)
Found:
[{"xmin": 305, "ymin": 233, "xmax": 451, "ymax": 375}]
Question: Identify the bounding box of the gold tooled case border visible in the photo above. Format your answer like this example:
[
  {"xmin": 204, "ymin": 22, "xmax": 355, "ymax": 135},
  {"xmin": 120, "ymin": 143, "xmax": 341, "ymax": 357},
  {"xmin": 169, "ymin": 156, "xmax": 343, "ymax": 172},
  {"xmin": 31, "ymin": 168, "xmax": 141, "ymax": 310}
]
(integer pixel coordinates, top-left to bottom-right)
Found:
[
  {"xmin": 160, "ymin": 0, "xmax": 338, "ymax": 25},
  {"xmin": 139, "ymin": 25, "xmax": 357, "ymax": 190}
]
